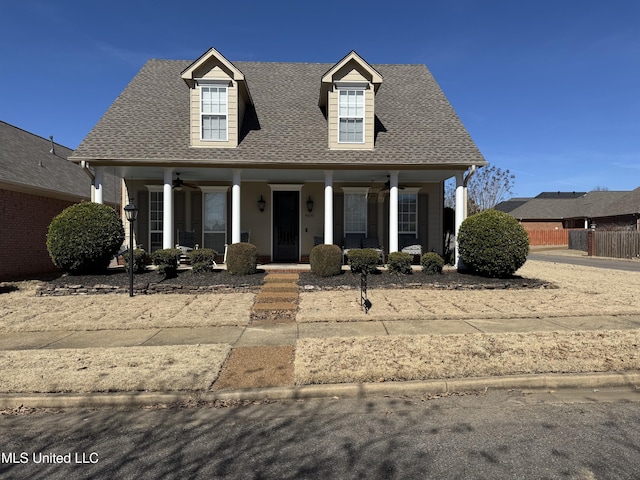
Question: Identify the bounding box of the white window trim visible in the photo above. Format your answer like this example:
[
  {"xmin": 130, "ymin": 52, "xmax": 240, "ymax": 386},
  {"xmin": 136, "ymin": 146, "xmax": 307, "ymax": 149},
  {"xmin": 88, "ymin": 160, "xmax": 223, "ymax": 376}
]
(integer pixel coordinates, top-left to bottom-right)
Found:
[
  {"xmin": 397, "ymin": 188, "xmax": 420, "ymax": 236},
  {"xmin": 199, "ymin": 81, "xmax": 229, "ymax": 142},
  {"xmin": 342, "ymin": 187, "xmax": 369, "ymax": 234},
  {"xmin": 337, "ymin": 84, "xmax": 366, "ymax": 144},
  {"xmin": 145, "ymin": 185, "xmax": 164, "ymax": 252}
]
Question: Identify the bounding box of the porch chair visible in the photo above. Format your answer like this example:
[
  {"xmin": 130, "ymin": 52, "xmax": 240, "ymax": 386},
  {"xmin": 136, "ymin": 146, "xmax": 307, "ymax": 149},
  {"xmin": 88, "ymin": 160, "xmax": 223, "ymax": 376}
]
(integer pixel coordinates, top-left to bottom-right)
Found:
[
  {"xmin": 342, "ymin": 233, "xmax": 365, "ymax": 264},
  {"xmin": 176, "ymin": 230, "xmax": 197, "ymax": 265}
]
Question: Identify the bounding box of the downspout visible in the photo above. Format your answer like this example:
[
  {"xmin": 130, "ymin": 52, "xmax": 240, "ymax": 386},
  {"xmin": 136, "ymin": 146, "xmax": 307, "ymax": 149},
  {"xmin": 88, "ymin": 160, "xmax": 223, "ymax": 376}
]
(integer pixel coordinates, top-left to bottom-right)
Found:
[{"xmin": 80, "ymin": 161, "xmax": 96, "ymax": 202}]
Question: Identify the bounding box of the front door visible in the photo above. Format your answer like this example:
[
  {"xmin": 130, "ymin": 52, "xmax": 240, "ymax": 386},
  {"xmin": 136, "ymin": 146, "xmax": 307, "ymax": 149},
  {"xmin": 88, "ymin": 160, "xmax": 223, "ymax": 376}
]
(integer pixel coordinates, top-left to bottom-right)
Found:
[{"xmin": 273, "ymin": 191, "xmax": 299, "ymax": 262}]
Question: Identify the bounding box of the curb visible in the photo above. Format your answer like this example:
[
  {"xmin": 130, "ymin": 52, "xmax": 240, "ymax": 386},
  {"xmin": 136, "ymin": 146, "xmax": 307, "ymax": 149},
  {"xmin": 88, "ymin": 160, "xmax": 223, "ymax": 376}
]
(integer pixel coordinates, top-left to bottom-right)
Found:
[{"xmin": 2, "ymin": 371, "xmax": 639, "ymax": 410}]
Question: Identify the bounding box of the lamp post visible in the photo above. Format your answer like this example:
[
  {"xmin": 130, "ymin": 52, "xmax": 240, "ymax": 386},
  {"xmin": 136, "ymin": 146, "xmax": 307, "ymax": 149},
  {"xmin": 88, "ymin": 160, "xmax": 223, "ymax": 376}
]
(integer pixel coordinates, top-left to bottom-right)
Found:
[{"xmin": 123, "ymin": 202, "xmax": 138, "ymax": 297}]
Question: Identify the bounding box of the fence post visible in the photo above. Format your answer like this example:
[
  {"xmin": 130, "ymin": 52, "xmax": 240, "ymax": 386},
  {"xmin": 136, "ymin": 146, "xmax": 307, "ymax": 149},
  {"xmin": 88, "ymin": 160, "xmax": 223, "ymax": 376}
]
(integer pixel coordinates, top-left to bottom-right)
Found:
[{"xmin": 587, "ymin": 229, "xmax": 594, "ymax": 256}]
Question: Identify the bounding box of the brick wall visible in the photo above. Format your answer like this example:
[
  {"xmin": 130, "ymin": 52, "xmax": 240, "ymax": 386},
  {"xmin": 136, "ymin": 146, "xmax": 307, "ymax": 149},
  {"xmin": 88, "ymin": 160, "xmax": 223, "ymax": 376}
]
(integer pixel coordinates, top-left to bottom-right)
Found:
[{"xmin": 0, "ymin": 189, "xmax": 76, "ymax": 280}]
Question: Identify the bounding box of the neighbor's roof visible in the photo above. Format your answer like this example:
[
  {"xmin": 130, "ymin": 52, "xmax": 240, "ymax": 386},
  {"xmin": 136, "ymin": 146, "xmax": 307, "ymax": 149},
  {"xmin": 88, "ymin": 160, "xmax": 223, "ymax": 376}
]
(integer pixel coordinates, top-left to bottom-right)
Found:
[
  {"xmin": 494, "ymin": 197, "xmax": 533, "ymax": 213},
  {"xmin": 507, "ymin": 190, "xmax": 639, "ymax": 220},
  {"xmin": 71, "ymin": 59, "xmax": 486, "ymax": 168},
  {"xmin": 0, "ymin": 121, "xmax": 120, "ymax": 203}
]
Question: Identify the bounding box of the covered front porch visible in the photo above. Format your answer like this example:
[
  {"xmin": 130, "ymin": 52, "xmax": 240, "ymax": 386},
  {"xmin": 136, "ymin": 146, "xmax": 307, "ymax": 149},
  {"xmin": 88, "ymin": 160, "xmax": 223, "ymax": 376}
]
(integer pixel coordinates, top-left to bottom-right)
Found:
[{"xmin": 93, "ymin": 165, "xmax": 474, "ymax": 264}]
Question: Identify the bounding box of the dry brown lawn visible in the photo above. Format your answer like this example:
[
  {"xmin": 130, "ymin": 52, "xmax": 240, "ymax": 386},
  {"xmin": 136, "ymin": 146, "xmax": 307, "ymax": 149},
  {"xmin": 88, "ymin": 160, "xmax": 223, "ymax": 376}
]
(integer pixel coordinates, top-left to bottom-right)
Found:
[
  {"xmin": 0, "ymin": 344, "xmax": 230, "ymax": 393},
  {"xmin": 2, "ymin": 258, "xmax": 640, "ymax": 393},
  {"xmin": 297, "ymin": 261, "xmax": 640, "ymax": 322},
  {"xmin": 0, "ymin": 283, "xmax": 255, "ymax": 332}
]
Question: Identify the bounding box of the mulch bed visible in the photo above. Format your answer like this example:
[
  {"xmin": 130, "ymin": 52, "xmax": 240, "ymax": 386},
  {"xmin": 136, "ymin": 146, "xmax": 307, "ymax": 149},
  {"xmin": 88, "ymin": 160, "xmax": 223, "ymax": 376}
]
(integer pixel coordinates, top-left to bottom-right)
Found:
[
  {"xmin": 45, "ymin": 268, "xmax": 267, "ymax": 290},
  {"xmin": 39, "ymin": 266, "xmax": 554, "ymax": 293},
  {"xmin": 299, "ymin": 269, "xmax": 555, "ymax": 290}
]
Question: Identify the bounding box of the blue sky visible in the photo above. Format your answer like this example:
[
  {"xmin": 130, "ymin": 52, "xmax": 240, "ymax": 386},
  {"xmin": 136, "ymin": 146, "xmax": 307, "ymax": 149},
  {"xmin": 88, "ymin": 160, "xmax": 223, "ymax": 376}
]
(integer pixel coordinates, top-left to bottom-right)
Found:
[{"xmin": 2, "ymin": 0, "xmax": 639, "ymax": 197}]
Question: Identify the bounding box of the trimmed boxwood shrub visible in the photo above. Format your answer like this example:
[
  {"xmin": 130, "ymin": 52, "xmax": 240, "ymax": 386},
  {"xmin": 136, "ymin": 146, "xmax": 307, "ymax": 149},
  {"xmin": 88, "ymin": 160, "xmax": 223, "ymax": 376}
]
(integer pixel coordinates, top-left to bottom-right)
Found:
[
  {"xmin": 151, "ymin": 248, "xmax": 182, "ymax": 278},
  {"xmin": 387, "ymin": 251, "xmax": 412, "ymax": 274},
  {"xmin": 226, "ymin": 242, "xmax": 258, "ymax": 275},
  {"xmin": 310, "ymin": 244, "xmax": 342, "ymax": 277},
  {"xmin": 122, "ymin": 248, "xmax": 148, "ymax": 274},
  {"xmin": 347, "ymin": 248, "xmax": 380, "ymax": 274},
  {"xmin": 46, "ymin": 202, "xmax": 125, "ymax": 274},
  {"xmin": 457, "ymin": 209, "xmax": 529, "ymax": 278},
  {"xmin": 189, "ymin": 248, "xmax": 217, "ymax": 274},
  {"xmin": 421, "ymin": 252, "xmax": 444, "ymax": 275}
]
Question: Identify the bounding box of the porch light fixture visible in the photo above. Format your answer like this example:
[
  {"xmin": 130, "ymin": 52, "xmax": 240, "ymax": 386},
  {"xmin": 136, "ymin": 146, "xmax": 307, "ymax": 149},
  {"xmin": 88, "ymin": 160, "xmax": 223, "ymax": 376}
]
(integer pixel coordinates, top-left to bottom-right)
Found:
[
  {"xmin": 258, "ymin": 195, "xmax": 266, "ymax": 212},
  {"xmin": 124, "ymin": 202, "xmax": 138, "ymax": 297},
  {"xmin": 306, "ymin": 196, "xmax": 314, "ymax": 213}
]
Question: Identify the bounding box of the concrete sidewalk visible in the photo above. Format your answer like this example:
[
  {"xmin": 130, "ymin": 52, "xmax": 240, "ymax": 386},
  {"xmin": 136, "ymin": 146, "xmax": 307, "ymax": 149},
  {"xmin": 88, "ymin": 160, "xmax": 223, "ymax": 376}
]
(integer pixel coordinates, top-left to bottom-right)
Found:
[
  {"xmin": 3, "ymin": 314, "xmax": 640, "ymax": 352},
  {"xmin": 1, "ymin": 314, "xmax": 640, "ymax": 409}
]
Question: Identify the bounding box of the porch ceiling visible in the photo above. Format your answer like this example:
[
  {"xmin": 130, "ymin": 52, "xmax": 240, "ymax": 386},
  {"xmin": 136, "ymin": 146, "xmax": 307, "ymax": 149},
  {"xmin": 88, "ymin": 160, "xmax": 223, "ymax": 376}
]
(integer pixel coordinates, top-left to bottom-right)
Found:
[{"xmin": 111, "ymin": 166, "xmax": 463, "ymax": 184}]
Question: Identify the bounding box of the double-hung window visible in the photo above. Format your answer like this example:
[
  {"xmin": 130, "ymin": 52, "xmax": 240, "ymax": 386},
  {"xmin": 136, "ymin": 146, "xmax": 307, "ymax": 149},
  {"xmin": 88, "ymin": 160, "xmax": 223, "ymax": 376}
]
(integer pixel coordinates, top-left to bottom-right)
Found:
[
  {"xmin": 338, "ymin": 87, "xmax": 365, "ymax": 143},
  {"xmin": 398, "ymin": 193, "xmax": 418, "ymax": 236},
  {"xmin": 343, "ymin": 188, "xmax": 369, "ymax": 234},
  {"xmin": 201, "ymin": 83, "xmax": 228, "ymax": 141},
  {"xmin": 147, "ymin": 187, "xmax": 163, "ymax": 252}
]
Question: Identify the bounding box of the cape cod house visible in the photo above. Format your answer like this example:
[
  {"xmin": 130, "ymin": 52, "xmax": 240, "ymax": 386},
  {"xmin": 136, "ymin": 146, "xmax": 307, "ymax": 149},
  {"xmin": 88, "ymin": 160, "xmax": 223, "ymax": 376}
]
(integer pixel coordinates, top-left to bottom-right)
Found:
[{"xmin": 70, "ymin": 48, "xmax": 485, "ymax": 263}]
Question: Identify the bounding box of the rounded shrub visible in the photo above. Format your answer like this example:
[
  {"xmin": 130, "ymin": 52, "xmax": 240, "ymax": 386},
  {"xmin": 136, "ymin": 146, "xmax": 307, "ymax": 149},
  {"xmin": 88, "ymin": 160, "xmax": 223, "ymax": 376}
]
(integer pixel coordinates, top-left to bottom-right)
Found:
[
  {"xmin": 421, "ymin": 252, "xmax": 444, "ymax": 275},
  {"xmin": 310, "ymin": 244, "xmax": 342, "ymax": 277},
  {"xmin": 347, "ymin": 249, "xmax": 380, "ymax": 274},
  {"xmin": 46, "ymin": 202, "xmax": 125, "ymax": 274},
  {"xmin": 226, "ymin": 242, "xmax": 258, "ymax": 275},
  {"xmin": 122, "ymin": 248, "xmax": 148, "ymax": 274},
  {"xmin": 151, "ymin": 248, "xmax": 182, "ymax": 278},
  {"xmin": 457, "ymin": 209, "xmax": 529, "ymax": 278},
  {"xmin": 189, "ymin": 248, "xmax": 217, "ymax": 274},
  {"xmin": 387, "ymin": 251, "xmax": 412, "ymax": 274}
]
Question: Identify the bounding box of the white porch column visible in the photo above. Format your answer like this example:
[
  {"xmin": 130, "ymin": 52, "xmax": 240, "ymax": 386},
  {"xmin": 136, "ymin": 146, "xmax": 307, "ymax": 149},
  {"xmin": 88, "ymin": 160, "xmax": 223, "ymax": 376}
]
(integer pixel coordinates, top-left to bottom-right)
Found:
[
  {"xmin": 389, "ymin": 171, "xmax": 399, "ymax": 253},
  {"xmin": 232, "ymin": 169, "xmax": 241, "ymax": 244},
  {"xmin": 454, "ymin": 172, "xmax": 465, "ymax": 269},
  {"xmin": 324, "ymin": 171, "xmax": 333, "ymax": 244},
  {"xmin": 163, "ymin": 168, "xmax": 174, "ymax": 249},
  {"xmin": 94, "ymin": 167, "xmax": 104, "ymax": 204}
]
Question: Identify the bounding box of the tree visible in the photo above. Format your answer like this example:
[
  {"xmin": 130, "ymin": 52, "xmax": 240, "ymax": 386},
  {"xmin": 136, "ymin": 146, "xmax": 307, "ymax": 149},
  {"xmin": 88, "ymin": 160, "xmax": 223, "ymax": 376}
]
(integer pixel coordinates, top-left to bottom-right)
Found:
[{"xmin": 445, "ymin": 164, "xmax": 515, "ymax": 215}]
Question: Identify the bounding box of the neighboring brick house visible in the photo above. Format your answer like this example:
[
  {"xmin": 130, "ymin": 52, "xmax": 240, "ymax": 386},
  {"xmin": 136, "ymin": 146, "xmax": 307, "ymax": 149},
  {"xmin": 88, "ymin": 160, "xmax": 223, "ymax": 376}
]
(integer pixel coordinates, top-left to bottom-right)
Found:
[
  {"xmin": 0, "ymin": 121, "xmax": 120, "ymax": 280},
  {"xmin": 502, "ymin": 190, "xmax": 638, "ymax": 231},
  {"xmin": 70, "ymin": 48, "xmax": 486, "ymax": 264}
]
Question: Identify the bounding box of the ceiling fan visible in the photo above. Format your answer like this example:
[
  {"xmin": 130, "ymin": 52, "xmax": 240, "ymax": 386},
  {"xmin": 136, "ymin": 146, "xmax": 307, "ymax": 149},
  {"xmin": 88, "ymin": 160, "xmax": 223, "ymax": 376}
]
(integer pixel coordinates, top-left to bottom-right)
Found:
[{"xmin": 172, "ymin": 172, "xmax": 197, "ymax": 190}]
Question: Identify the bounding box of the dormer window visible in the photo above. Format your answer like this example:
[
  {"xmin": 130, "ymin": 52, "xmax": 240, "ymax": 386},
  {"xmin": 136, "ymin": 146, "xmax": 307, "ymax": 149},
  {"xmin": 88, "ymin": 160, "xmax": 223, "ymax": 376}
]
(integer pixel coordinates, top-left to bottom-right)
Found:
[
  {"xmin": 319, "ymin": 51, "xmax": 382, "ymax": 150},
  {"xmin": 338, "ymin": 87, "xmax": 365, "ymax": 143},
  {"xmin": 201, "ymin": 83, "xmax": 228, "ymax": 141}
]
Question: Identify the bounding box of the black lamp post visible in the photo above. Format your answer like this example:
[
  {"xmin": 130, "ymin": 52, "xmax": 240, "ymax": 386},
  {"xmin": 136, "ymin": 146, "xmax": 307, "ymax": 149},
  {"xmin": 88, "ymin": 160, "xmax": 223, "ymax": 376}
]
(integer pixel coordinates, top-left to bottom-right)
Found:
[{"xmin": 124, "ymin": 202, "xmax": 138, "ymax": 297}]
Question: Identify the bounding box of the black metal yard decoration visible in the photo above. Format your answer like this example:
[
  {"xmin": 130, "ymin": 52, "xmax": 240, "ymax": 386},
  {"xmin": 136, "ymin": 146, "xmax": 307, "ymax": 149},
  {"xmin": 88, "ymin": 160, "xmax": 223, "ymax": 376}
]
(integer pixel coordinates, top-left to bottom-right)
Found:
[{"xmin": 360, "ymin": 270, "xmax": 372, "ymax": 313}]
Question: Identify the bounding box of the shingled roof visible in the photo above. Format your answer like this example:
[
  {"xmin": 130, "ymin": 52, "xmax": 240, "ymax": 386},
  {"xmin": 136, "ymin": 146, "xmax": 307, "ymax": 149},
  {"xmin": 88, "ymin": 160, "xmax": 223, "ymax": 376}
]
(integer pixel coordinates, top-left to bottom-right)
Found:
[
  {"xmin": 506, "ymin": 190, "xmax": 639, "ymax": 220},
  {"xmin": 71, "ymin": 59, "xmax": 486, "ymax": 168},
  {"xmin": 0, "ymin": 121, "xmax": 89, "ymax": 199},
  {"xmin": 1, "ymin": 121, "xmax": 121, "ymax": 203}
]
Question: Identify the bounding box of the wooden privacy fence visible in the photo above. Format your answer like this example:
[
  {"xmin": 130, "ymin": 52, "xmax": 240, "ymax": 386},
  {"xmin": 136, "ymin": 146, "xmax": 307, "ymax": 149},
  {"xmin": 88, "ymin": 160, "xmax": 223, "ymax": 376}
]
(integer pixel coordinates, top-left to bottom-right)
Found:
[
  {"xmin": 568, "ymin": 230, "xmax": 588, "ymax": 251},
  {"xmin": 526, "ymin": 229, "xmax": 569, "ymax": 246},
  {"xmin": 593, "ymin": 231, "xmax": 640, "ymax": 259}
]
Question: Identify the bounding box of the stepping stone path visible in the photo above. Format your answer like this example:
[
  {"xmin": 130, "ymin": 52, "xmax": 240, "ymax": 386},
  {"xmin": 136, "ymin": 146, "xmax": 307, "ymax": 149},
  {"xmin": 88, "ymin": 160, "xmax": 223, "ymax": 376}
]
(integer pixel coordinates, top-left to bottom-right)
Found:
[{"xmin": 252, "ymin": 272, "xmax": 299, "ymax": 321}]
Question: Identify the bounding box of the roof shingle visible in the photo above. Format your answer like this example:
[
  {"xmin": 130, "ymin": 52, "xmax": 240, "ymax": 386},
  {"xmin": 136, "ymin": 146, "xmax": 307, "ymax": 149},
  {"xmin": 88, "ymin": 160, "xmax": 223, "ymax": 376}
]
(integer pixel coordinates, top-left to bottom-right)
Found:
[{"xmin": 71, "ymin": 59, "xmax": 486, "ymax": 168}]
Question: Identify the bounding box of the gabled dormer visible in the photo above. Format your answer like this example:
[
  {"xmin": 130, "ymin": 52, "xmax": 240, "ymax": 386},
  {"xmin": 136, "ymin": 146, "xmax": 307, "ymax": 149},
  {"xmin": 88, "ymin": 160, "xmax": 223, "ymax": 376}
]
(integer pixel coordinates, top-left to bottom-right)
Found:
[
  {"xmin": 181, "ymin": 47, "xmax": 253, "ymax": 148},
  {"xmin": 319, "ymin": 51, "xmax": 383, "ymax": 150}
]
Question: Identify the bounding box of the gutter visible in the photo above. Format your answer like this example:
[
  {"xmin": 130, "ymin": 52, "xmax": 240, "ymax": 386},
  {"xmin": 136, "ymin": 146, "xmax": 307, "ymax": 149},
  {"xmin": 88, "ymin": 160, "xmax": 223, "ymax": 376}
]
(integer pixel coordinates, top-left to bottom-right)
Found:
[{"xmin": 80, "ymin": 161, "xmax": 95, "ymax": 182}]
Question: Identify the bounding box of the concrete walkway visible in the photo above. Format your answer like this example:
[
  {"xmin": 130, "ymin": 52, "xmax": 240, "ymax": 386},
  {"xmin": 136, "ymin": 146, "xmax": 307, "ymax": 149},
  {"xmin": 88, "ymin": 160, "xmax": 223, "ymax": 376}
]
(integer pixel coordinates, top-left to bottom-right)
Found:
[{"xmin": 3, "ymin": 314, "xmax": 640, "ymax": 352}]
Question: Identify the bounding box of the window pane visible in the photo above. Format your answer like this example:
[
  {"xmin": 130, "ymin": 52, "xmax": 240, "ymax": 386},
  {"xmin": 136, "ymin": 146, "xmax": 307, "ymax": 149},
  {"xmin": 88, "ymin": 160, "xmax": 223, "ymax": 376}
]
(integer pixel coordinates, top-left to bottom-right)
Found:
[
  {"xmin": 204, "ymin": 232, "xmax": 226, "ymax": 253},
  {"xmin": 345, "ymin": 193, "xmax": 366, "ymax": 233},
  {"xmin": 204, "ymin": 192, "xmax": 226, "ymax": 231},
  {"xmin": 398, "ymin": 193, "xmax": 417, "ymax": 233}
]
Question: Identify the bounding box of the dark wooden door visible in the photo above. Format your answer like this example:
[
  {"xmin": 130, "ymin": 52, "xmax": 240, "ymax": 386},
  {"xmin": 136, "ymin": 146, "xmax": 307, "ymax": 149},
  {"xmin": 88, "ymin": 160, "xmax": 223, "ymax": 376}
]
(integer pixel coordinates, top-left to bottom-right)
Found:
[{"xmin": 273, "ymin": 191, "xmax": 299, "ymax": 262}]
